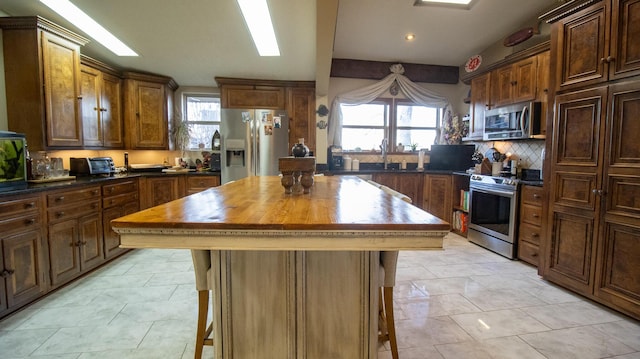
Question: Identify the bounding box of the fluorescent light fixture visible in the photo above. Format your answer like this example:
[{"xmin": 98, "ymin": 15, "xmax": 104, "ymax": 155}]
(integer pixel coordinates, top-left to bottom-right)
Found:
[
  {"xmin": 237, "ymin": 0, "xmax": 281, "ymax": 56},
  {"xmin": 414, "ymin": 0, "xmax": 477, "ymax": 9},
  {"xmin": 40, "ymin": 0, "xmax": 138, "ymax": 56}
]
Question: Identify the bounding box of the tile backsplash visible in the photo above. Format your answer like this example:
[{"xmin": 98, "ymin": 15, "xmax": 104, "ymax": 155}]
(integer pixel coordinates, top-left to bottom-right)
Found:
[{"xmin": 474, "ymin": 140, "xmax": 545, "ymax": 170}]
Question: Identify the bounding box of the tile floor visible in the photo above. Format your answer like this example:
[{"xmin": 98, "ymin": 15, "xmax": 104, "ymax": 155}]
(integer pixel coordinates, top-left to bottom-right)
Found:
[{"xmin": 1, "ymin": 232, "xmax": 639, "ymax": 358}]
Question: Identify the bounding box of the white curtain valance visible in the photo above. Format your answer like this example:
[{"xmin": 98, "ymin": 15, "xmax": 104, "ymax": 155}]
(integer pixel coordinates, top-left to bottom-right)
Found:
[{"xmin": 328, "ymin": 64, "xmax": 452, "ymax": 146}]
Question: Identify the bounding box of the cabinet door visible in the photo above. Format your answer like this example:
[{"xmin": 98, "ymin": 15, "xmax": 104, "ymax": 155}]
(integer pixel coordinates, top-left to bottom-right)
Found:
[
  {"xmin": 221, "ymin": 85, "xmax": 285, "ymax": 109},
  {"xmin": 543, "ymin": 86, "xmax": 607, "ymax": 294},
  {"xmin": 2, "ymin": 230, "xmax": 46, "ymax": 309},
  {"xmin": 537, "ymin": 50, "xmax": 551, "ymax": 137},
  {"xmin": 186, "ymin": 176, "xmax": 220, "ymax": 195},
  {"xmin": 552, "ymin": 1, "xmax": 608, "ymax": 91},
  {"xmin": 491, "ymin": 66, "xmax": 514, "ymax": 107},
  {"xmin": 423, "ymin": 174, "xmax": 452, "ymax": 221},
  {"xmin": 78, "ymin": 212, "xmax": 104, "ymax": 271},
  {"xmin": 469, "ymin": 72, "xmax": 491, "ymax": 139},
  {"xmin": 41, "ymin": 31, "xmax": 83, "ymax": 147},
  {"xmin": 594, "ymin": 81, "xmax": 640, "ymax": 316},
  {"xmin": 101, "ymin": 73, "xmax": 124, "ymax": 147},
  {"xmin": 397, "ymin": 174, "xmax": 423, "ymax": 208},
  {"xmin": 609, "ymin": 0, "xmax": 640, "ymax": 80},
  {"xmin": 142, "ymin": 177, "xmax": 182, "ymax": 209},
  {"xmin": 287, "ymin": 87, "xmax": 316, "ymax": 154},
  {"xmin": 128, "ymin": 80, "xmax": 168, "ymax": 149},
  {"xmin": 80, "ymin": 65, "xmax": 103, "ymax": 147},
  {"xmin": 48, "ymin": 220, "xmax": 81, "ymax": 287},
  {"xmin": 103, "ymin": 201, "xmax": 137, "ymax": 260},
  {"xmin": 512, "ymin": 57, "xmax": 538, "ymax": 103}
]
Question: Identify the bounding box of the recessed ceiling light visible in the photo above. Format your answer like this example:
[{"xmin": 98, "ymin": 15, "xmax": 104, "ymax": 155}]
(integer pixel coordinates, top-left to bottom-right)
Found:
[
  {"xmin": 39, "ymin": 0, "xmax": 138, "ymax": 56},
  {"xmin": 237, "ymin": 0, "xmax": 281, "ymax": 56},
  {"xmin": 405, "ymin": 34, "xmax": 415, "ymax": 41},
  {"xmin": 414, "ymin": 0, "xmax": 477, "ymax": 9}
]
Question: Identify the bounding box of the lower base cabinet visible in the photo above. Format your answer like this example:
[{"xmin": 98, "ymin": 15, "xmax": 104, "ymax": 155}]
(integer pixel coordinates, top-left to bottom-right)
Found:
[
  {"xmin": 423, "ymin": 174, "xmax": 452, "ymax": 221},
  {"xmin": 518, "ymin": 185, "xmax": 544, "ymax": 267}
]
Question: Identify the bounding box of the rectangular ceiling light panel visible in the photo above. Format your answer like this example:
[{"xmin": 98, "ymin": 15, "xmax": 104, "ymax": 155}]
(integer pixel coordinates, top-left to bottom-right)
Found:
[
  {"xmin": 40, "ymin": 0, "xmax": 138, "ymax": 56},
  {"xmin": 414, "ymin": 0, "xmax": 477, "ymax": 9},
  {"xmin": 237, "ymin": 0, "xmax": 281, "ymax": 56}
]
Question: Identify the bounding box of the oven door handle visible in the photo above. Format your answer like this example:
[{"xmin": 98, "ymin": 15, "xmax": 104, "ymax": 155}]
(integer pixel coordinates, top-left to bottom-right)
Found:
[{"xmin": 471, "ymin": 187, "xmax": 515, "ymax": 197}]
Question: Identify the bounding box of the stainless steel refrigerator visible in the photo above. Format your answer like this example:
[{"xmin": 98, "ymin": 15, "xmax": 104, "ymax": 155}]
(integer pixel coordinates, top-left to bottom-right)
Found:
[{"xmin": 221, "ymin": 109, "xmax": 289, "ymax": 184}]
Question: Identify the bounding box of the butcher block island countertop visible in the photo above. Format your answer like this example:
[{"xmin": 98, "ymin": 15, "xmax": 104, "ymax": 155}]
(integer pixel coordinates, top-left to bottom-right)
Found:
[
  {"xmin": 111, "ymin": 175, "xmax": 450, "ymax": 251},
  {"xmin": 111, "ymin": 176, "xmax": 449, "ymax": 359}
]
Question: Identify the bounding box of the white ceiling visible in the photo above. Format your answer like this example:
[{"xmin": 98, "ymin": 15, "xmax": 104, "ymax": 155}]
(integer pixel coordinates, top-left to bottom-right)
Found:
[{"xmin": 0, "ymin": 0, "xmax": 561, "ymax": 88}]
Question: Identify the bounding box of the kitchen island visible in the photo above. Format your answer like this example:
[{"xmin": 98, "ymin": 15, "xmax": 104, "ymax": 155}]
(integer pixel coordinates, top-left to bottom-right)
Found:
[{"xmin": 111, "ymin": 175, "xmax": 449, "ymax": 358}]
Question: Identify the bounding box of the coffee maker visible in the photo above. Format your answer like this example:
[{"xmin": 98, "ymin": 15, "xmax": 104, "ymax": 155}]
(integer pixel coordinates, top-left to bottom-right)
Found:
[{"xmin": 327, "ymin": 145, "xmax": 343, "ymax": 170}]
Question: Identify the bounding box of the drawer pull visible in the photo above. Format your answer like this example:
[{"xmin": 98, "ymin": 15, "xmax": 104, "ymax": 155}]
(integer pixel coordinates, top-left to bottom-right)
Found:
[
  {"xmin": 92, "ymin": 190, "xmax": 99, "ymax": 195},
  {"xmin": 0, "ymin": 269, "xmax": 15, "ymax": 278},
  {"xmin": 24, "ymin": 202, "xmax": 36, "ymax": 209},
  {"xmin": 532, "ymin": 233, "xmax": 539, "ymax": 237},
  {"xmin": 55, "ymin": 196, "xmax": 65, "ymax": 202},
  {"xmin": 56, "ymin": 211, "xmax": 65, "ymax": 218},
  {"xmin": 532, "ymin": 214, "xmax": 539, "ymax": 218},
  {"xmin": 532, "ymin": 253, "xmax": 538, "ymax": 257},
  {"xmin": 533, "ymin": 194, "xmax": 540, "ymax": 199},
  {"xmin": 25, "ymin": 218, "xmax": 36, "ymax": 225},
  {"xmin": 108, "ymin": 187, "xmax": 115, "ymax": 193}
]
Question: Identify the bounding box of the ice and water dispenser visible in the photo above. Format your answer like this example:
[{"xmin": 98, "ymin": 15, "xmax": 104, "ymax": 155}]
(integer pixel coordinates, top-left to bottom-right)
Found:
[{"xmin": 225, "ymin": 139, "xmax": 245, "ymax": 167}]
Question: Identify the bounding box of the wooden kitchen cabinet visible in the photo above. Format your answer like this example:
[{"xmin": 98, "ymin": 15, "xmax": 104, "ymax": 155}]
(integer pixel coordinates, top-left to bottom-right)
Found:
[
  {"xmin": 287, "ymin": 87, "xmax": 316, "ymax": 154},
  {"xmin": 422, "ymin": 174, "xmax": 452, "ymax": 221},
  {"xmin": 518, "ymin": 185, "xmax": 544, "ymax": 267},
  {"xmin": 372, "ymin": 173, "xmax": 423, "ymax": 207},
  {"xmin": 80, "ymin": 57, "xmax": 124, "ymax": 148},
  {"xmin": 185, "ymin": 175, "xmax": 220, "ymax": 195},
  {"xmin": 220, "ymin": 84, "xmax": 285, "ymax": 109},
  {"xmin": 140, "ymin": 176, "xmax": 183, "ymax": 210},
  {"xmin": 123, "ymin": 71, "xmax": 178, "ymax": 150},
  {"xmin": 467, "ymin": 72, "xmax": 491, "ymax": 140},
  {"xmin": 102, "ymin": 178, "xmax": 139, "ymax": 259},
  {"xmin": 0, "ymin": 17, "xmax": 88, "ymax": 151},
  {"xmin": 491, "ymin": 57, "xmax": 538, "ymax": 107},
  {"xmin": 0, "ymin": 194, "xmax": 47, "ymax": 318},
  {"xmin": 543, "ymin": 81, "xmax": 640, "ymax": 319},
  {"xmin": 550, "ymin": 0, "xmax": 640, "ymax": 92},
  {"xmin": 46, "ymin": 185, "xmax": 103, "ymax": 288}
]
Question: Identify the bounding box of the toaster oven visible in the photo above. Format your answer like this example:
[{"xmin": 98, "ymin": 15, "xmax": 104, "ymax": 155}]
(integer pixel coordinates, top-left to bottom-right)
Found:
[{"xmin": 70, "ymin": 157, "xmax": 115, "ymax": 176}]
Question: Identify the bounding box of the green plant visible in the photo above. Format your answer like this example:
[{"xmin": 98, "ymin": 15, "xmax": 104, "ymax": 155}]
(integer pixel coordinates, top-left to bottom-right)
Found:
[{"xmin": 410, "ymin": 143, "xmax": 419, "ymax": 152}]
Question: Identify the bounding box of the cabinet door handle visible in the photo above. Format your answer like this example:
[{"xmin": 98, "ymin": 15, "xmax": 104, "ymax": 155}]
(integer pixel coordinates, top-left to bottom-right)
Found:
[
  {"xmin": 533, "ymin": 194, "xmax": 540, "ymax": 199},
  {"xmin": 0, "ymin": 269, "xmax": 14, "ymax": 278},
  {"xmin": 94, "ymin": 107, "xmax": 99, "ymax": 111},
  {"xmin": 532, "ymin": 233, "xmax": 539, "ymax": 237},
  {"xmin": 532, "ymin": 213, "xmax": 539, "ymax": 218},
  {"xmin": 592, "ymin": 189, "xmax": 606, "ymax": 196}
]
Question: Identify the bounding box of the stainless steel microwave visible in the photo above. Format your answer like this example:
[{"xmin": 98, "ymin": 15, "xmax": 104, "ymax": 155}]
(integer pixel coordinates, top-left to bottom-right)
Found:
[{"xmin": 483, "ymin": 101, "xmax": 542, "ymax": 141}]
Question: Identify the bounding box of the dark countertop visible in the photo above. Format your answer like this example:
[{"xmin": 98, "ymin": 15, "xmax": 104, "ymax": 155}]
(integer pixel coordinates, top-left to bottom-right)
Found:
[{"xmin": 0, "ymin": 170, "xmax": 221, "ymax": 198}]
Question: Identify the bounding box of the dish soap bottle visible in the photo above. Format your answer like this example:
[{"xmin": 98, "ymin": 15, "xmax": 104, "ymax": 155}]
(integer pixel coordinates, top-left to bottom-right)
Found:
[{"xmin": 212, "ymin": 130, "xmax": 221, "ymax": 151}]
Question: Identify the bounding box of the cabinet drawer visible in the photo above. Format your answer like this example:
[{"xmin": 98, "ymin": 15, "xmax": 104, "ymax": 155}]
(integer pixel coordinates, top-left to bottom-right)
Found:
[
  {"xmin": 0, "ymin": 213, "xmax": 42, "ymax": 234},
  {"xmin": 518, "ymin": 222, "xmax": 542, "ymax": 245},
  {"xmin": 520, "ymin": 203, "xmax": 542, "ymax": 226},
  {"xmin": 47, "ymin": 200, "xmax": 101, "ymax": 223},
  {"xmin": 518, "ymin": 239, "xmax": 540, "ymax": 266},
  {"xmin": 103, "ymin": 179, "xmax": 138, "ymax": 197},
  {"xmin": 186, "ymin": 176, "xmax": 219, "ymax": 191},
  {"xmin": 521, "ymin": 185, "xmax": 543, "ymax": 206},
  {"xmin": 103, "ymin": 192, "xmax": 139, "ymax": 209},
  {"xmin": 0, "ymin": 196, "xmax": 42, "ymax": 219},
  {"xmin": 47, "ymin": 186, "xmax": 101, "ymax": 208}
]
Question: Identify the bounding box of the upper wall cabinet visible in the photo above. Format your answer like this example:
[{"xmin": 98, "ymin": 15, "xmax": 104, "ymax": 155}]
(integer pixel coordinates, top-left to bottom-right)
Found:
[
  {"xmin": 80, "ymin": 57, "xmax": 124, "ymax": 148},
  {"xmin": 491, "ymin": 56, "xmax": 538, "ymax": 107},
  {"xmin": 0, "ymin": 17, "xmax": 89, "ymax": 151},
  {"xmin": 122, "ymin": 71, "xmax": 178, "ymax": 150},
  {"xmin": 549, "ymin": 0, "xmax": 640, "ymax": 91}
]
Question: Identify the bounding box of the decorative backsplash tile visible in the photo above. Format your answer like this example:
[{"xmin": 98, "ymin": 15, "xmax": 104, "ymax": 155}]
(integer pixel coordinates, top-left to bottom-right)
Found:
[{"xmin": 474, "ymin": 140, "xmax": 545, "ymax": 170}]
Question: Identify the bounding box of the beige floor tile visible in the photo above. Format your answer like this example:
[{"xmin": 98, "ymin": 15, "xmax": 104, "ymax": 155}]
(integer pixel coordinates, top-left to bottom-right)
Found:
[
  {"xmin": 521, "ymin": 301, "xmax": 626, "ymax": 329},
  {"xmin": 436, "ymin": 336, "xmax": 547, "ymax": 359},
  {"xmin": 449, "ymin": 308, "xmax": 550, "ymax": 340}
]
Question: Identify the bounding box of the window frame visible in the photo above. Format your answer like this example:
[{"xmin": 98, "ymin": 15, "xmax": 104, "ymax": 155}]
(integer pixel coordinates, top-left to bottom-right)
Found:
[
  {"xmin": 340, "ymin": 98, "xmax": 442, "ymax": 152},
  {"xmin": 182, "ymin": 93, "xmax": 221, "ymax": 150}
]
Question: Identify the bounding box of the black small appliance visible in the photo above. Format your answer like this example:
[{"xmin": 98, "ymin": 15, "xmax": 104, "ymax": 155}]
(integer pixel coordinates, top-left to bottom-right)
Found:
[{"xmin": 327, "ymin": 145, "xmax": 343, "ymax": 170}]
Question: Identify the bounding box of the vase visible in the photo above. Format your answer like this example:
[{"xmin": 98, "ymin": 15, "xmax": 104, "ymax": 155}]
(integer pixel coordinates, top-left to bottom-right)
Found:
[{"xmin": 292, "ymin": 138, "xmax": 309, "ymax": 157}]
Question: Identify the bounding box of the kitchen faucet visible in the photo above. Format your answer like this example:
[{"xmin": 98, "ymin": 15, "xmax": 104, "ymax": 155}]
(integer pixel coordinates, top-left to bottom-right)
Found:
[{"xmin": 380, "ymin": 138, "xmax": 388, "ymax": 170}]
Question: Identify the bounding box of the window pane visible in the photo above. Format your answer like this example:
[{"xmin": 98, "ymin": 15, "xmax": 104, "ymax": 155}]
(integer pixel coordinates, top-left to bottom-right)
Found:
[
  {"xmin": 187, "ymin": 124, "xmax": 219, "ymax": 150},
  {"xmin": 341, "ymin": 103, "xmax": 386, "ymax": 126},
  {"xmin": 397, "ymin": 129, "xmax": 437, "ymax": 151},
  {"xmin": 186, "ymin": 96, "xmax": 220, "ymax": 123},
  {"xmin": 341, "ymin": 128, "xmax": 385, "ymax": 151},
  {"xmin": 397, "ymin": 104, "xmax": 437, "ymax": 127}
]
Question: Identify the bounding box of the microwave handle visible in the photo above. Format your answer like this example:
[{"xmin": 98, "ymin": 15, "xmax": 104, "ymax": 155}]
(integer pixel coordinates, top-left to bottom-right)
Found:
[{"xmin": 520, "ymin": 105, "xmax": 529, "ymax": 131}]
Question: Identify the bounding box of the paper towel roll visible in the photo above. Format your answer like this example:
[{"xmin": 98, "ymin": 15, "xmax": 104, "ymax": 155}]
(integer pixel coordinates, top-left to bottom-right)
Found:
[{"xmin": 417, "ymin": 151, "xmax": 424, "ymax": 169}]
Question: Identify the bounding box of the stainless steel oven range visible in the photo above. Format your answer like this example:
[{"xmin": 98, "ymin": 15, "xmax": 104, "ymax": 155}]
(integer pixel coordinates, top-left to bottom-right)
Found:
[{"xmin": 468, "ymin": 174, "xmax": 519, "ymax": 259}]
